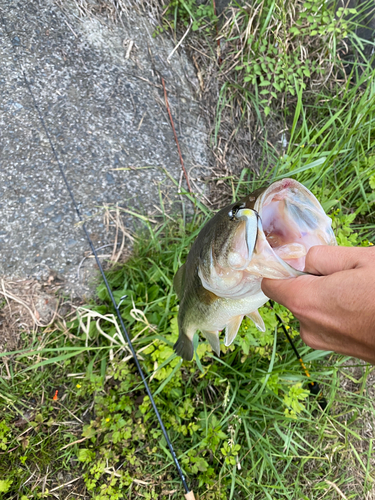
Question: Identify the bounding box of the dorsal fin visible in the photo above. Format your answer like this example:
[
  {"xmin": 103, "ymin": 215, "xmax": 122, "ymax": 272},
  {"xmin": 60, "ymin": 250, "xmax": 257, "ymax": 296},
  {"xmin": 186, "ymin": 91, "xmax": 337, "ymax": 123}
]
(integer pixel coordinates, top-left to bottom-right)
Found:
[{"xmin": 173, "ymin": 264, "xmax": 186, "ymax": 299}]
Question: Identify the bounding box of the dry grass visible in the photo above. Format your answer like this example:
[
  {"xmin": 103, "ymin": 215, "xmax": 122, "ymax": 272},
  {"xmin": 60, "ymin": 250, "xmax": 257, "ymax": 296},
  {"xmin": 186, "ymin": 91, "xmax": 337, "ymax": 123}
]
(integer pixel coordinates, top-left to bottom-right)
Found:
[
  {"xmin": 0, "ymin": 204, "xmax": 134, "ymax": 354},
  {"xmin": 62, "ymin": 0, "xmax": 164, "ymax": 24},
  {"xmin": 0, "ymin": 276, "xmax": 61, "ymax": 352}
]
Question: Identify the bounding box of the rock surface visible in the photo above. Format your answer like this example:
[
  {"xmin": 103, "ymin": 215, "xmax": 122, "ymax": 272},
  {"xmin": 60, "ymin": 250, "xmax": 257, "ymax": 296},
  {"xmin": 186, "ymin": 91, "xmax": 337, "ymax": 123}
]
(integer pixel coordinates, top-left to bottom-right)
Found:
[{"xmin": 0, "ymin": 0, "xmax": 209, "ymax": 295}]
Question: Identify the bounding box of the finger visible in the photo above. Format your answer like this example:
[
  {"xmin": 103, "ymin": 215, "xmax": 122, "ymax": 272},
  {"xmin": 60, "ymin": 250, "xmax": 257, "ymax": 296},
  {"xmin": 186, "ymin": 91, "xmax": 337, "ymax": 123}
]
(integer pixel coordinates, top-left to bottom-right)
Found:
[
  {"xmin": 304, "ymin": 245, "xmax": 375, "ymax": 275},
  {"xmin": 261, "ymin": 275, "xmax": 315, "ymax": 311}
]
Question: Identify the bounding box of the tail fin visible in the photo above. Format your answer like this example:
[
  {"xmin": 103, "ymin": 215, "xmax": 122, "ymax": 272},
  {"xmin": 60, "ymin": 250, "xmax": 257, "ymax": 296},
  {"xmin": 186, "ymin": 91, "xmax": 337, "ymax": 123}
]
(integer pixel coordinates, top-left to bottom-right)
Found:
[{"xmin": 174, "ymin": 331, "xmax": 194, "ymax": 361}]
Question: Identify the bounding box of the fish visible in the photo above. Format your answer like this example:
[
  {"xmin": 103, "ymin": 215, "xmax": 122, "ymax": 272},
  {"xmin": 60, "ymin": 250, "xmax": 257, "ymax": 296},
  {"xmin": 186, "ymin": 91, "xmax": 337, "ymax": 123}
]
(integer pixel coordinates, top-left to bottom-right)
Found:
[{"xmin": 173, "ymin": 178, "xmax": 337, "ymax": 361}]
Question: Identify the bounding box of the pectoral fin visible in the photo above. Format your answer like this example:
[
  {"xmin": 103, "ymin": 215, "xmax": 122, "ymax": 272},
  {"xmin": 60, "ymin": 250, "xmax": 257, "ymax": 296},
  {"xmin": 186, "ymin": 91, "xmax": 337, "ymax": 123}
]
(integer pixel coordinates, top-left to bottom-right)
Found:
[
  {"xmin": 202, "ymin": 330, "xmax": 221, "ymax": 357},
  {"xmin": 246, "ymin": 310, "xmax": 266, "ymax": 332},
  {"xmin": 224, "ymin": 315, "xmax": 243, "ymax": 346}
]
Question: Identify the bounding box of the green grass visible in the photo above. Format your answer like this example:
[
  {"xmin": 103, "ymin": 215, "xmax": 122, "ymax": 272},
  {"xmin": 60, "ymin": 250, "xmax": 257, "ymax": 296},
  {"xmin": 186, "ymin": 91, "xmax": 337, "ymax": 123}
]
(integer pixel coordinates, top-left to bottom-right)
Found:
[
  {"xmin": 1, "ymin": 212, "xmax": 374, "ymax": 499},
  {"xmin": 226, "ymin": 69, "xmax": 375, "ymax": 240},
  {"xmin": 1, "ymin": 0, "xmax": 375, "ymax": 498}
]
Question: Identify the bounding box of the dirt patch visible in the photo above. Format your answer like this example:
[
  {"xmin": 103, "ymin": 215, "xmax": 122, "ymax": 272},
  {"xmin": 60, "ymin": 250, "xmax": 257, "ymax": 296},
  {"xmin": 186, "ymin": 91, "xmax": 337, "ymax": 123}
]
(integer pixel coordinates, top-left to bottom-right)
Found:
[{"xmin": 0, "ymin": 274, "xmax": 67, "ymax": 352}]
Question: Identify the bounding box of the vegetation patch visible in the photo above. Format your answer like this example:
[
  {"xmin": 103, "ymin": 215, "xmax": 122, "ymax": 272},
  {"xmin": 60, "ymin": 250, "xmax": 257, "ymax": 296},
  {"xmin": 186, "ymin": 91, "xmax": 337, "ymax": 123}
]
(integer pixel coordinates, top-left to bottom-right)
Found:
[{"xmin": 1, "ymin": 204, "xmax": 374, "ymax": 498}]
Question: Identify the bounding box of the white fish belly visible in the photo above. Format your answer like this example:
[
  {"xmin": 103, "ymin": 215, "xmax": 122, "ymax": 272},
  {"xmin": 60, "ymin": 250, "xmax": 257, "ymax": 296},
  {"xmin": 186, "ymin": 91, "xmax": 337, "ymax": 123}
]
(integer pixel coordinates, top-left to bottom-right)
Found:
[{"xmin": 198, "ymin": 289, "xmax": 268, "ymax": 333}]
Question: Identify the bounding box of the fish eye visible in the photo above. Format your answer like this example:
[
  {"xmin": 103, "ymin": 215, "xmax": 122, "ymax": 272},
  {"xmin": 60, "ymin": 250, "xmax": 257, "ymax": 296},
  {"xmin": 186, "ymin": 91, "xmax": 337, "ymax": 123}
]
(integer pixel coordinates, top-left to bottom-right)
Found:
[{"xmin": 228, "ymin": 202, "xmax": 245, "ymax": 220}]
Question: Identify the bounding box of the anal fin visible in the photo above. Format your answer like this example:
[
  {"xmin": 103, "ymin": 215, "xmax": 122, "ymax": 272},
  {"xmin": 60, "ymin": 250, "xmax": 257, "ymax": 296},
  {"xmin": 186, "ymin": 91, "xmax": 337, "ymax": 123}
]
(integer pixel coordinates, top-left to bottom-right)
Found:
[
  {"xmin": 202, "ymin": 330, "xmax": 221, "ymax": 357},
  {"xmin": 246, "ymin": 310, "xmax": 265, "ymax": 332},
  {"xmin": 224, "ymin": 315, "xmax": 243, "ymax": 346}
]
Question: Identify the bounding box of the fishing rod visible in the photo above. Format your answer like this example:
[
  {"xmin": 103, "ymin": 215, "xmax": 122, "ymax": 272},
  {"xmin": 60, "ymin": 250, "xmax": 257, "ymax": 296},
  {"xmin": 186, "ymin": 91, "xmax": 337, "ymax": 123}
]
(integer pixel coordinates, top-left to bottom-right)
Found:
[
  {"xmin": 1, "ymin": 13, "xmax": 195, "ymax": 499},
  {"xmin": 268, "ymin": 300, "xmax": 328, "ymax": 411}
]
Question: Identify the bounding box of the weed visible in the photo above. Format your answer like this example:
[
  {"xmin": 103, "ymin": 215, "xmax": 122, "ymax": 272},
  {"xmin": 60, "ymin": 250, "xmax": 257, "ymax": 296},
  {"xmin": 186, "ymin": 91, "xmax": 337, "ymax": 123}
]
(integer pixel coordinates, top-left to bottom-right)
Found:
[
  {"xmin": 153, "ymin": 0, "xmax": 218, "ymax": 36},
  {"xmin": 227, "ymin": 0, "xmax": 355, "ymax": 115},
  {"xmin": 0, "ymin": 420, "xmax": 11, "ymax": 450},
  {"xmin": 1, "ymin": 204, "xmax": 374, "ymax": 498}
]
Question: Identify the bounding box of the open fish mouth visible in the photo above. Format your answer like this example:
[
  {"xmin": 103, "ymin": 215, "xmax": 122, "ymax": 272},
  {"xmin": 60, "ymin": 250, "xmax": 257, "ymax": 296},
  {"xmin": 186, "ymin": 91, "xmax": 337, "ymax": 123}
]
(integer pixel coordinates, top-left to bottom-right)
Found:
[
  {"xmin": 199, "ymin": 178, "xmax": 336, "ymax": 299},
  {"xmin": 253, "ymin": 178, "xmax": 336, "ymax": 272}
]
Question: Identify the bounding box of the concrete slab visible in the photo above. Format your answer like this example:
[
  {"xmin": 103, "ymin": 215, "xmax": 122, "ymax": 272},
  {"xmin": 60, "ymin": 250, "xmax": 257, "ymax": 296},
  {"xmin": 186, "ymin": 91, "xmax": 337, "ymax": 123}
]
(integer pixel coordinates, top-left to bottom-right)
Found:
[{"xmin": 0, "ymin": 0, "xmax": 209, "ymax": 295}]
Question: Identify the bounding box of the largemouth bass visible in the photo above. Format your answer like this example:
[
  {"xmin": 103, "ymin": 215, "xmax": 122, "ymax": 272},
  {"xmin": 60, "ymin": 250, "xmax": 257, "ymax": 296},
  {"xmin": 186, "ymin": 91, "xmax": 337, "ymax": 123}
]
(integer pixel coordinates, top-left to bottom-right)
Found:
[{"xmin": 173, "ymin": 178, "xmax": 337, "ymax": 361}]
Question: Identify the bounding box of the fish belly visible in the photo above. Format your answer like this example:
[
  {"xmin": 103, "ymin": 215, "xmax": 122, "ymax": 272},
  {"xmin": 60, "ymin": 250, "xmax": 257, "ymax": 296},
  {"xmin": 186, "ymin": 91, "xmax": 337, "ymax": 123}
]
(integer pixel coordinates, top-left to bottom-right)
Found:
[{"xmin": 197, "ymin": 289, "xmax": 268, "ymax": 335}]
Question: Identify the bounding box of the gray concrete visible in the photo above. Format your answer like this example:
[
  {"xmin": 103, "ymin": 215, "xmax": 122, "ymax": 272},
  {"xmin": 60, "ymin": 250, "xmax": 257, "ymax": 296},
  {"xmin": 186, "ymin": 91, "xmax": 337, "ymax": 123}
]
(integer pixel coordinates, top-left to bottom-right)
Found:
[{"xmin": 0, "ymin": 0, "xmax": 209, "ymax": 295}]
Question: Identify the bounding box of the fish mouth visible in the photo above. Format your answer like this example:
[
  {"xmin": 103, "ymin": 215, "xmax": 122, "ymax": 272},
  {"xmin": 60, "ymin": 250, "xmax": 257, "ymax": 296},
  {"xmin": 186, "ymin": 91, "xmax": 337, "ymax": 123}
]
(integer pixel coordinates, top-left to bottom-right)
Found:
[
  {"xmin": 198, "ymin": 178, "xmax": 336, "ymax": 299},
  {"xmin": 254, "ymin": 178, "xmax": 336, "ymax": 272}
]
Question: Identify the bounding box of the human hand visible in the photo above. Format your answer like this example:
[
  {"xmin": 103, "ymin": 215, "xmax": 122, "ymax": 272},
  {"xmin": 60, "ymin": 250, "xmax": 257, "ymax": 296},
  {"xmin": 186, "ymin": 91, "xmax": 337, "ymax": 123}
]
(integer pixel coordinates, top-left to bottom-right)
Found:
[{"xmin": 261, "ymin": 245, "xmax": 375, "ymax": 364}]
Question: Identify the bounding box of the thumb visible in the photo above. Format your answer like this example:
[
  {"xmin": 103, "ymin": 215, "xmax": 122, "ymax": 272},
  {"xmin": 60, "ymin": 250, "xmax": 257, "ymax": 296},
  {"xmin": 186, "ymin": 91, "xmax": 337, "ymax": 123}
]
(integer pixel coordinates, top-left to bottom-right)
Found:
[
  {"xmin": 261, "ymin": 275, "xmax": 315, "ymax": 310},
  {"xmin": 304, "ymin": 245, "xmax": 374, "ymax": 275}
]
